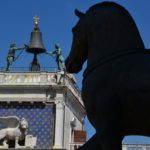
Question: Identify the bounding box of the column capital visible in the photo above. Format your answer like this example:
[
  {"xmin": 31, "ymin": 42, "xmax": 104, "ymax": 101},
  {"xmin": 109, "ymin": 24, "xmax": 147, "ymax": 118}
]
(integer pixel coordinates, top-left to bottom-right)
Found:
[{"xmin": 55, "ymin": 99, "xmax": 65, "ymax": 106}]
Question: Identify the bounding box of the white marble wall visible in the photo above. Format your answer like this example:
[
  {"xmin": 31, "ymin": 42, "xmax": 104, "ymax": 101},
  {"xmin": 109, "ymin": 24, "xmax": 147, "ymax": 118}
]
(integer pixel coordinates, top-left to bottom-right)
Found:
[{"xmin": 63, "ymin": 105, "xmax": 83, "ymax": 150}]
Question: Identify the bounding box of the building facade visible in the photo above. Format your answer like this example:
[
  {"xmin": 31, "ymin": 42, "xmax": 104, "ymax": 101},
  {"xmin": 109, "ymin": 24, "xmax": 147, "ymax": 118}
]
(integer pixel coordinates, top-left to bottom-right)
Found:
[{"xmin": 0, "ymin": 71, "xmax": 86, "ymax": 149}]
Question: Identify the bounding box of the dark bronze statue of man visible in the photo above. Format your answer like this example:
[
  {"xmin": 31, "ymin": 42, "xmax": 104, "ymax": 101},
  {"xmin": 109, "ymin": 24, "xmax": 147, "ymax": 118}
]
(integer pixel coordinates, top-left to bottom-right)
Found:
[
  {"xmin": 6, "ymin": 43, "xmax": 26, "ymax": 71},
  {"xmin": 46, "ymin": 43, "xmax": 65, "ymax": 71}
]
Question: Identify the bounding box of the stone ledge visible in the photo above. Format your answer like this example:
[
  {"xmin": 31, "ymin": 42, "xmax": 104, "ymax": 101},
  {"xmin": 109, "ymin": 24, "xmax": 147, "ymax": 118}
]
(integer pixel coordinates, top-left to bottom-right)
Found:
[{"xmin": 0, "ymin": 149, "xmax": 66, "ymax": 150}]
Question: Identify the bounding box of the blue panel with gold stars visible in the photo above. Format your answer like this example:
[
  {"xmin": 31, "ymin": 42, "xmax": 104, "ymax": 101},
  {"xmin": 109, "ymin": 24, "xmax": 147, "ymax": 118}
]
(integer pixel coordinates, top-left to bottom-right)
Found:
[{"xmin": 0, "ymin": 102, "xmax": 55, "ymax": 149}]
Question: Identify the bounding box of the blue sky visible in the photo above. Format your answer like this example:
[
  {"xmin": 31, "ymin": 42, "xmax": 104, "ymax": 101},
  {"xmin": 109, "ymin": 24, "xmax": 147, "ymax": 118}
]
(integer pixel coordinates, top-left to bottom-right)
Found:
[{"xmin": 0, "ymin": 0, "xmax": 150, "ymax": 144}]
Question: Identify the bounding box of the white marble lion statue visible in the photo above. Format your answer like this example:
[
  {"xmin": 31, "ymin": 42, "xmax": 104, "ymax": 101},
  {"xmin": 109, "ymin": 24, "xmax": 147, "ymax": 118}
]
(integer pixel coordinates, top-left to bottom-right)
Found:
[{"xmin": 0, "ymin": 116, "xmax": 28, "ymax": 148}]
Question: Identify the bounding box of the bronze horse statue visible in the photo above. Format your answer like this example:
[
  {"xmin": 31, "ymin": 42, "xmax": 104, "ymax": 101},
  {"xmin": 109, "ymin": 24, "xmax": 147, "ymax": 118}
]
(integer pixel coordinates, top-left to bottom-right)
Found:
[{"xmin": 65, "ymin": 1, "xmax": 150, "ymax": 150}]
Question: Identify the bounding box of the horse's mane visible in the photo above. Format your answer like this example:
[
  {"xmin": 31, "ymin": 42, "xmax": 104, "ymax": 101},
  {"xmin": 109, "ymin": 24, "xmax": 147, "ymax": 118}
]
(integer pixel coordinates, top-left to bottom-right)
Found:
[
  {"xmin": 84, "ymin": 1, "xmax": 145, "ymax": 51},
  {"xmin": 87, "ymin": 1, "xmax": 128, "ymax": 13}
]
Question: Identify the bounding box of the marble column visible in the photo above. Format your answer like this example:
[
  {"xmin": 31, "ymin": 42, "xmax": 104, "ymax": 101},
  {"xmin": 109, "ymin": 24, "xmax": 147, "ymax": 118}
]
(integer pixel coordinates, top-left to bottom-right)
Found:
[{"xmin": 53, "ymin": 100, "xmax": 65, "ymax": 149}]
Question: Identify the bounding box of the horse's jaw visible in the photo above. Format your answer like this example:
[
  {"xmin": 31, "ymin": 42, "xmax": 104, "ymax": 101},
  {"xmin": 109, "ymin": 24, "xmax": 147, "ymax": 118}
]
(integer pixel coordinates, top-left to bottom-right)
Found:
[{"xmin": 65, "ymin": 57, "xmax": 82, "ymax": 73}]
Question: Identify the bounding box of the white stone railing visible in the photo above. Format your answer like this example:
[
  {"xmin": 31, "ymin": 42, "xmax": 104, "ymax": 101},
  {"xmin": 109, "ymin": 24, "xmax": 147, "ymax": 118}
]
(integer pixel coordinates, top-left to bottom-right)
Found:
[
  {"xmin": 69, "ymin": 142, "xmax": 84, "ymax": 150},
  {"xmin": 0, "ymin": 72, "xmax": 56, "ymax": 85},
  {"xmin": 0, "ymin": 72, "xmax": 77, "ymax": 86},
  {"xmin": 0, "ymin": 71, "xmax": 82, "ymax": 98},
  {"xmin": 0, "ymin": 72, "xmax": 82, "ymax": 103},
  {"xmin": 122, "ymin": 144, "xmax": 150, "ymax": 150}
]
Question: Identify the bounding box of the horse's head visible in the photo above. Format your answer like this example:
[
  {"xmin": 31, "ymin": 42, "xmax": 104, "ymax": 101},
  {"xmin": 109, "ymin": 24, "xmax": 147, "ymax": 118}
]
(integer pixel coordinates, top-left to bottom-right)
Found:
[
  {"xmin": 66, "ymin": 2, "xmax": 145, "ymax": 73},
  {"xmin": 19, "ymin": 118, "xmax": 28, "ymax": 130},
  {"xmin": 65, "ymin": 9, "xmax": 88, "ymax": 73}
]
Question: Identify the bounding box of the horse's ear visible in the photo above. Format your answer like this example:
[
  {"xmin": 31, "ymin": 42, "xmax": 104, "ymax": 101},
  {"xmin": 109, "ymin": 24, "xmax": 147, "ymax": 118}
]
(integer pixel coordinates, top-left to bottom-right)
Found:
[{"xmin": 75, "ymin": 9, "xmax": 85, "ymax": 18}]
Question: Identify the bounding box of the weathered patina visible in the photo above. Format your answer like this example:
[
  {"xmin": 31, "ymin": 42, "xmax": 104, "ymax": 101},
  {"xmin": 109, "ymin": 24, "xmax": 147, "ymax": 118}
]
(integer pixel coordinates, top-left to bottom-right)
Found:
[
  {"xmin": 6, "ymin": 44, "xmax": 25, "ymax": 71},
  {"xmin": 46, "ymin": 43, "xmax": 65, "ymax": 71}
]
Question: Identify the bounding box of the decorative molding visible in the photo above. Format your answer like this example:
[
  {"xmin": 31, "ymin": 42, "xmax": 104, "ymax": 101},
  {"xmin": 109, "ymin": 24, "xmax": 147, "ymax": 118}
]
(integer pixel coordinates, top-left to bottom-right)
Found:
[
  {"xmin": 65, "ymin": 91, "xmax": 86, "ymax": 123},
  {"xmin": 0, "ymin": 98, "xmax": 47, "ymax": 102},
  {"xmin": 55, "ymin": 99, "xmax": 65, "ymax": 107},
  {"xmin": 0, "ymin": 72, "xmax": 85, "ymax": 122}
]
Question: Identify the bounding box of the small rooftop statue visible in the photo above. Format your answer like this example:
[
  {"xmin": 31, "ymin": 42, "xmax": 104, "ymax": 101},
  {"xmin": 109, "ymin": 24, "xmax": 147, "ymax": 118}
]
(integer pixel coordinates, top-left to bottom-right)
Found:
[
  {"xmin": 6, "ymin": 43, "xmax": 26, "ymax": 71},
  {"xmin": 46, "ymin": 43, "xmax": 66, "ymax": 71}
]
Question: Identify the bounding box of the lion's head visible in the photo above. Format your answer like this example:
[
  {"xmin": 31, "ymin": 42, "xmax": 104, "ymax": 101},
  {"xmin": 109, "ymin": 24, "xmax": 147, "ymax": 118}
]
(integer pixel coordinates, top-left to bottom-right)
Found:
[{"xmin": 19, "ymin": 118, "xmax": 28, "ymax": 130}]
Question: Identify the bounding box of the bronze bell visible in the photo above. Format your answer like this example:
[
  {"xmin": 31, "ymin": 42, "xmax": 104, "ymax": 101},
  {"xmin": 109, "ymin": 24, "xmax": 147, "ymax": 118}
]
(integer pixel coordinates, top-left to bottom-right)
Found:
[{"xmin": 26, "ymin": 16, "xmax": 46, "ymax": 54}]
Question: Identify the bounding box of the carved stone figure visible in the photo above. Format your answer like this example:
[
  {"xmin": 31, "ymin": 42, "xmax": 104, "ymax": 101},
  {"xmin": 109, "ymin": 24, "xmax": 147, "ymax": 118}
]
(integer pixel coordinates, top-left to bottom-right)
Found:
[
  {"xmin": 0, "ymin": 116, "xmax": 28, "ymax": 148},
  {"xmin": 55, "ymin": 71, "xmax": 65, "ymax": 84},
  {"xmin": 46, "ymin": 43, "xmax": 65, "ymax": 71},
  {"xmin": 65, "ymin": 2, "xmax": 150, "ymax": 150}
]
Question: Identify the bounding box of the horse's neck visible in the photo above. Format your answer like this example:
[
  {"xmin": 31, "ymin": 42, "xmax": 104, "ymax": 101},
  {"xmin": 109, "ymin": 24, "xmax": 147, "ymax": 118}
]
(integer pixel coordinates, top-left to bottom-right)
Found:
[
  {"xmin": 87, "ymin": 41, "xmax": 118, "ymax": 66},
  {"xmin": 87, "ymin": 37, "xmax": 144, "ymax": 66},
  {"xmin": 86, "ymin": 17, "xmax": 145, "ymax": 66}
]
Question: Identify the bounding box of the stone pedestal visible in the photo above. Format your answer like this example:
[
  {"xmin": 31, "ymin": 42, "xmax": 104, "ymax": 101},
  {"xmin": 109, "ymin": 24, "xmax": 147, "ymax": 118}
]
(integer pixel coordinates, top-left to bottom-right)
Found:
[{"xmin": 25, "ymin": 135, "xmax": 37, "ymax": 148}]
